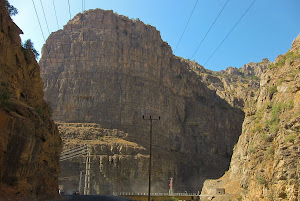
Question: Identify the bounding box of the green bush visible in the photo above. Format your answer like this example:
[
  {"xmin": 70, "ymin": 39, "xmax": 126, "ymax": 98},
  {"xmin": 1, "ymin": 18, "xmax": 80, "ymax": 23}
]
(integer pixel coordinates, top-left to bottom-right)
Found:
[
  {"xmin": 5, "ymin": 0, "xmax": 18, "ymax": 16},
  {"xmin": 22, "ymin": 39, "xmax": 39, "ymax": 60},
  {"xmin": 285, "ymin": 133, "xmax": 296, "ymax": 143}
]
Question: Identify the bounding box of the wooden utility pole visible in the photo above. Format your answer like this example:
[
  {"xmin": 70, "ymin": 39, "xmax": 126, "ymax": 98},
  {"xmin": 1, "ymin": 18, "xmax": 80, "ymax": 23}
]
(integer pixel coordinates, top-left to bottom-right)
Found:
[
  {"xmin": 143, "ymin": 116, "xmax": 160, "ymax": 201},
  {"xmin": 78, "ymin": 171, "xmax": 83, "ymax": 194}
]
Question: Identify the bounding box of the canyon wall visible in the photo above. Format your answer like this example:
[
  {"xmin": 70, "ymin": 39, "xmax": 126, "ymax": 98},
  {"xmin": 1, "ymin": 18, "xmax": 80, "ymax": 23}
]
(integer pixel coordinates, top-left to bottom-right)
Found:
[
  {"xmin": 0, "ymin": 1, "xmax": 61, "ymax": 200},
  {"xmin": 201, "ymin": 35, "xmax": 300, "ymax": 200},
  {"xmin": 40, "ymin": 9, "xmax": 244, "ymax": 193}
]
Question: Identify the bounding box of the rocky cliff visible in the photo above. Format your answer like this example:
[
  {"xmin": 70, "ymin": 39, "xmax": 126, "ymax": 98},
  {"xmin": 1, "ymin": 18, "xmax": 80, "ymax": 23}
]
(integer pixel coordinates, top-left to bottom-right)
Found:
[
  {"xmin": 184, "ymin": 57, "xmax": 270, "ymax": 109},
  {"xmin": 201, "ymin": 35, "xmax": 300, "ymax": 200},
  {"xmin": 0, "ymin": 1, "xmax": 61, "ymax": 200},
  {"xmin": 40, "ymin": 9, "xmax": 244, "ymax": 193}
]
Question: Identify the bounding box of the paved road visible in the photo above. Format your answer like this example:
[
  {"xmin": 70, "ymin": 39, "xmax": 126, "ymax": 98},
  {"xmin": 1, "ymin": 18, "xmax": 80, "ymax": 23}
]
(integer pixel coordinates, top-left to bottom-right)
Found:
[{"xmin": 56, "ymin": 195, "xmax": 132, "ymax": 201}]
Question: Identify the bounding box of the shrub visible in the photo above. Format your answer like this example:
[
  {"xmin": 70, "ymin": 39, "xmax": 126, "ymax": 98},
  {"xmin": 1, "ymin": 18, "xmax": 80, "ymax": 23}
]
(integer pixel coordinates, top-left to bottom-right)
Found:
[
  {"xmin": 266, "ymin": 146, "xmax": 274, "ymax": 159},
  {"xmin": 164, "ymin": 197, "xmax": 178, "ymax": 201},
  {"xmin": 0, "ymin": 90, "xmax": 11, "ymax": 107},
  {"xmin": 252, "ymin": 123, "xmax": 263, "ymax": 133},
  {"xmin": 248, "ymin": 142, "xmax": 255, "ymax": 154},
  {"xmin": 267, "ymin": 86, "xmax": 278, "ymax": 96},
  {"xmin": 5, "ymin": 0, "xmax": 18, "ymax": 16},
  {"xmin": 285, "ymin": 133, "xmax": 296, "ymax": 143},
  {"xmin": 35, "ymin": 107, "xmax": 44, "ymax": 119},
  {"xmin": 22, "ymin": 39, "xmax": 39, "ymax": 59},
  {"xmin": 260, "ymin": 132, "xmax": 268, "ymax": 141}
]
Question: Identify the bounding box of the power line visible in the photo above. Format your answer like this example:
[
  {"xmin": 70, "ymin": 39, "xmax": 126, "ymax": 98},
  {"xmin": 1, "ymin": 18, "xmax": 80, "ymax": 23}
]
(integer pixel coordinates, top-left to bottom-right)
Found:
[
  {"xmin": 31, "ymin": 0, "xmax": 46, "ymax": 41},
  {"xmin": 68, "ymin": 0, "xmax": 72, "ymax": 20},
  {"xmin": 203, "ymin": 0, "xmax": 257, "ymax": 67},
  {"xmin": 39, "ymin": 0, "xmax": 50, "ymax": 35},
  {"xmin": 174, "ymin": 0, "xmax": 199, "ymax": 53},
  {"xmin": 52, "ymin": 0, "xmax": 60, "ymax": 29},
  {"xmin": 191, "ymin": 0, "xmax": 230, "ymax": 59}
]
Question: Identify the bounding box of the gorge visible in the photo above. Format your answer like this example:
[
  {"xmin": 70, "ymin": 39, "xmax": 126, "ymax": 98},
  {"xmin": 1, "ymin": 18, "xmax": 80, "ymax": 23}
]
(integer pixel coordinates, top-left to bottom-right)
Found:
[{"xmin": 0, "ymin": 3, "xmax": 299, "ymax": 200}]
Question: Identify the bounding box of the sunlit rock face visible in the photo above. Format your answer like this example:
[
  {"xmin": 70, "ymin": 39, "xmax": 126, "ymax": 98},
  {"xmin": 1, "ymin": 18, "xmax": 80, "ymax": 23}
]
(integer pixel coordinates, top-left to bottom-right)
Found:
[
  {"xmin": 0, "ymin": 1, "xmax": 61, "ymax": 199},
  {"xmin": 40, "ymin": 9, "xmax": 244, "ymax": 193},
  {"xmin": 201, "ymin": 34, "xmax": 300, "ymax": 200}
]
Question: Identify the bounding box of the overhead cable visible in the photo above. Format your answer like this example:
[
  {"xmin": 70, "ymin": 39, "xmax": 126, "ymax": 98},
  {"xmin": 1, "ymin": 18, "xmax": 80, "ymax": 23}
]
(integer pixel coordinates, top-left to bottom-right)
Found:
[
  {"xmin": 52, "ymin": 0, "xmax": 60, "ymax": 29},
  {"xmin": 203, "ymin": 0, "xmax": 257, "ymax": 66},
  {"xmin": 39, "ymin": 0, "xmax": 50, "ymax": 35},
  {"xmin": 31, "ymin": 0, "xmax": 46, "ymax": 41},
  {"xmin": 174, "ymin": 0, "xmax": 199, "ymax": 53},
  {"xmin": 68, "ymin": 0, "xmax": 72, "ymax": 20},
  {"xmin": 191, "ymin": 0, "xmax": 230, "ymax": 59}
]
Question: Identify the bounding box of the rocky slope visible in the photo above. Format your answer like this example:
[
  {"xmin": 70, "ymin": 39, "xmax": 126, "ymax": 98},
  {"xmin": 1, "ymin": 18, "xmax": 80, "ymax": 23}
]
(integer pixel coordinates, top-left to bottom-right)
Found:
[
  {"xmin": 40, "ymin": 9, "xmax": 244, "ymax": 193},
  {"xmin": 0, "ymin": 1, "xmax": 61, "ymax": 200},
  {"xmin": 201, "ymin": 35, "xmax": 300, "ymax": 200}
]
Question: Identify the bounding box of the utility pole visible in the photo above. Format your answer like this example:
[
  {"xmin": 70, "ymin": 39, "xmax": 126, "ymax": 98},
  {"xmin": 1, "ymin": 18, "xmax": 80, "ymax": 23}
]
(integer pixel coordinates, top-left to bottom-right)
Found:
[
  {"xmin": 143, "ymin": 116, "xmax": 160, "ymax": 201},
  {"xmin": 84, "ymin": 145, "xmax": 91, "ymax": 195}
]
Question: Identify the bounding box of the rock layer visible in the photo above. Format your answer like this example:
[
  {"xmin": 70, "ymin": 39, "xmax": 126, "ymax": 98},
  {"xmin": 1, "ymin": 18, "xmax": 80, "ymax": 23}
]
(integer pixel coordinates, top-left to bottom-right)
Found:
[
  {"xmin": 0, "ymin": 1, "xmax": 61, "ymax": 199},
  {"xmin": 40, "ymin": 9, "xmax": 244, "ymax": 193}
]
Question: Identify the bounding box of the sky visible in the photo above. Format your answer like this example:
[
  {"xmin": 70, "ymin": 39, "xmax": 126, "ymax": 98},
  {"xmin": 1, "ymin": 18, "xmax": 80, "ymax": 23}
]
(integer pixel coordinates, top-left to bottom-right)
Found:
[{"xmin": 10, "ymin": 0, "xmax": 300, "ymax": 71}]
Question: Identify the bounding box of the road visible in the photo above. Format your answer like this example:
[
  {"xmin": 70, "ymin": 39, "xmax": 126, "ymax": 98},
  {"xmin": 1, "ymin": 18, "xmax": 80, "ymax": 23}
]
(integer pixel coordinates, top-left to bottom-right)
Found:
[{"xmin": 55, "ymin": 195, "xmax": 132, "ymax": 201}]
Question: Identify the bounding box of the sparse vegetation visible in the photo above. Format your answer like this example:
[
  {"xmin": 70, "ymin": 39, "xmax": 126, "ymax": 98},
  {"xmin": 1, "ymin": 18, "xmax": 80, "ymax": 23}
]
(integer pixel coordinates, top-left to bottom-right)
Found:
[
  {"xmin": 252, "ymin": 122, "xmax": 264, "ymax": 134},
  {"xmin": 268, "ymin": 51, "xmax": 300, "ymax": 69},
  {"xmin": 22, "ymin": 39, "xmax": 39, "ymax": 60}
]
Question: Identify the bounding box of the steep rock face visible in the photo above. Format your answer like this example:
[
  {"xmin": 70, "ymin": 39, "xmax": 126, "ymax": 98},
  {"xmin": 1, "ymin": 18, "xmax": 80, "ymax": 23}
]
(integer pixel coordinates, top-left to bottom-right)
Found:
[
  {"xmin": 40, "ymin": 9, "xmax": 244, "ymax": 193},
  {"xmin": 0, "ymin": 1, "xmax": 61, "ymax": 199},
  {"xmin": 201, "ymin": 35, "xmax": 300, "ymax": 200}
]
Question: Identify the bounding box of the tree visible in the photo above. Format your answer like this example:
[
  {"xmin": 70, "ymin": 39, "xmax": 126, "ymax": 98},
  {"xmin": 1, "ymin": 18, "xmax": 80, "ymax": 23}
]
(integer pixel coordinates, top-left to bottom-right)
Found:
[
  {"xmin": 23, "ymin": 39, "xmax": 39, "ymax": 59},
  {"xmin": 5, "ymin": 0, "xmax": 18, "ymax": 16}
]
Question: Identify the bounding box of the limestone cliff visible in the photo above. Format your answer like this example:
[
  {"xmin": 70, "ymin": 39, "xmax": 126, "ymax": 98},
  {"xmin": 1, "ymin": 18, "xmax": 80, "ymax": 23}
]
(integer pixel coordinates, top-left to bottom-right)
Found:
[
  {"xmin": 201, "ymin": 35, "xmax": 300, "ymax": 200},
  {"xmin": 0, "ymin": 1, "xmax": 61, "ymax": 200},
  {"xmin": 40, "ymin": 9, "xmax": 244, "ymax": 193}
]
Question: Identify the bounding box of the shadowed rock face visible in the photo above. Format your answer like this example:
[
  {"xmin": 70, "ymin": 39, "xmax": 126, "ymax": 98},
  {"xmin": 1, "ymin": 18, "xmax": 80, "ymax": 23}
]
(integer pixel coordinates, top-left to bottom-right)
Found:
[
  {"xmin": 0, "ymin": 0, "xmax": 61, "ymax": 199},
  {"xmin": 40, "ymin": 9, "xmax": 244, "ymax": 193}
]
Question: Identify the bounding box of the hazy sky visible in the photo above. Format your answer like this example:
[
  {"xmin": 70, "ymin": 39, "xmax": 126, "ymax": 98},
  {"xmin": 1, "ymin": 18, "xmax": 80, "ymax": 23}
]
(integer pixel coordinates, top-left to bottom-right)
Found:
[{"xmin": 11, "ymin": 0, "xmax": 300, "ymax": 71}]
